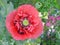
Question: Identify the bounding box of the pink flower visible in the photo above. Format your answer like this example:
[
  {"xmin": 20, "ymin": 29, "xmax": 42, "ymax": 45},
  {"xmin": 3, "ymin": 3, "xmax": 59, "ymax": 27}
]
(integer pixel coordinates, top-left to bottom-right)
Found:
[
  {"xmin": 6, "ymin": 4, "xmax": 43, "ymax": 40},
  {"xmin": 56, "ymin": 16, "xmax": 60, "ymax": 20}
]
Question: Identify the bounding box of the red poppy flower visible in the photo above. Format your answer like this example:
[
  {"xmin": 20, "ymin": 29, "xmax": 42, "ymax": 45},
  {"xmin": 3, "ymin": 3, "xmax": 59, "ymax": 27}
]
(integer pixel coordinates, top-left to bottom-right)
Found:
[{"xmin": 6, "ymin": 4, "xmax": 43, "ymax": 40}]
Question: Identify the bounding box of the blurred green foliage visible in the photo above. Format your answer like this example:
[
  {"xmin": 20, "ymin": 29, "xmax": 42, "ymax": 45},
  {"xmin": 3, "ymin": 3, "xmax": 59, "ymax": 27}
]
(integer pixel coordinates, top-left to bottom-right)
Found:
[{"xmin": 0, "ymin": 0, "xmax": 60, "ymax": 45}]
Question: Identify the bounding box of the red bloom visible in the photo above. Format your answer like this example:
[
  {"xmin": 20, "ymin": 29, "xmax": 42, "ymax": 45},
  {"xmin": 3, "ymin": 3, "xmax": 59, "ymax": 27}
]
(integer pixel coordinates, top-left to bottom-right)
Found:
[{"xmin": 6, "ymin": 4, "xmax": 43, "ymax": 40}]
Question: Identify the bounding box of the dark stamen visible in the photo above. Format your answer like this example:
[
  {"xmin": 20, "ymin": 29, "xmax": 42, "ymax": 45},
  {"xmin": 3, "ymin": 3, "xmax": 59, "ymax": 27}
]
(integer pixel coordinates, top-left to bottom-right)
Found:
[
  {"xmin": 14, "ymin": 20, "xmax": 17, "ymax": 25},
  {"xmin": 15, "ymin": 20, "xmax": 17, "ymax": 22},
  {"xmin": 19, "ymin": 32, "xmax": 24, "ymax": 34},
  {"xmin": 17, "ymin": 29, "xmax": 24, "ymax": 35}
]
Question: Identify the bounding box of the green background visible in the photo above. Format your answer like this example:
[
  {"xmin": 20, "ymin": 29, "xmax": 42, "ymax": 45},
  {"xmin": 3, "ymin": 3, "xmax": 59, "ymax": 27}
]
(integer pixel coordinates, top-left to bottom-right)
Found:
[{"xmin": 0, "ymin": 0, "xmax": 60, "ymax": 45}]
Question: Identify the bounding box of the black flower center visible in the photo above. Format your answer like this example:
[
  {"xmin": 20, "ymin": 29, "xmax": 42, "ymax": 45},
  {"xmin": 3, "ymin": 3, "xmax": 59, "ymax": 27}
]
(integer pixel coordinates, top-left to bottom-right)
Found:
[{"xmin": 14, "ymin": 17, "xmax": 30, "ymax": 35}]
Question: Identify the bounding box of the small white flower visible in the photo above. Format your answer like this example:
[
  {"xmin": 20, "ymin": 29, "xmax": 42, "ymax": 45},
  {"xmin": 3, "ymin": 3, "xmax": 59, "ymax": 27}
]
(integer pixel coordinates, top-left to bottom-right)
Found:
[
  {"xmin": 38, "ymin": 12, "xmax": 42, "ymax": 17},
  {"xmin": 51, "ymin": 25, "xmax": 54, "ymax": 29},
  {"xmin": 52, "ymin": 29, "xmax": 55, "ymax": 32},
  {"xmin": 49, "ymin": 29, "xmax": 51, "ymax": 32}
]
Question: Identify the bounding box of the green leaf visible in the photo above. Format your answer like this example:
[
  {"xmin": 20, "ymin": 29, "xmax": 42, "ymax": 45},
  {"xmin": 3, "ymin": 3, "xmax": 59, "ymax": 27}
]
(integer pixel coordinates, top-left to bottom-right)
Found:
[
  {"xmin": 0, "ymin": 0, "xmax": 14, "ymax": 17},
  {"xmin": 56, "ymin": 31, "xmax": 60, "ymax": 39},
  {"xmin": 56, "ymin": 39, "xmax": 60, "ymax": 45},
  {"xmin": 35, "ymin": 2, "xmax": 42, "ymax": 9},
  {"xmin": 56, "ymin": 0, "xmax": 60, "ymax": 9},
  {"xmin": 15, "ymin": 41, "xmax": 24, "ymax": 45},
  {"xmin": 7, "ymin": 2, "xmax": 14, "ymax": 15},
  {"xmin": 0, "ymin": 0, "xmax": 7, "ymax": 8},
  {"xmin": 0, "ymin": 0, "xmax": 14, "ymax": 44}
]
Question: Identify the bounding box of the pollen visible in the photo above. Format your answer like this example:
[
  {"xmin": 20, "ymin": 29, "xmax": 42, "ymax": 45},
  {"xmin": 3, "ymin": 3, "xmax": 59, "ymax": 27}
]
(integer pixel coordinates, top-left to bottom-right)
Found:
[{"xmin": 22, "ymin": 19, "xmax": 29, "ymax": 26}]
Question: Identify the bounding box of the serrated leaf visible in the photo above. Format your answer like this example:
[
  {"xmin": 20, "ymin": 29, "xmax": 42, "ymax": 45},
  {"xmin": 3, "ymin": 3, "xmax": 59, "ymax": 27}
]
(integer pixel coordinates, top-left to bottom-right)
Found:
[
  {"xmin": 0, "ymin": 0, "xmax": 7, "ymax": 8},
  {"xmin": 0, "ymin": 0, "xmax": 14, "ymax": 17},
  {"xmin": 7, "ymin": 2, "xmax": 14, "ymax": 14}
]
